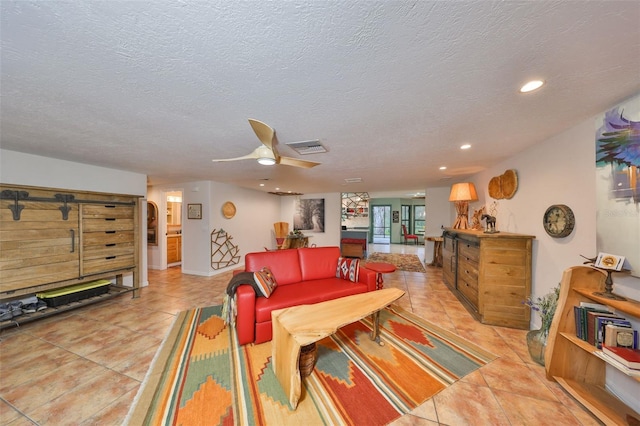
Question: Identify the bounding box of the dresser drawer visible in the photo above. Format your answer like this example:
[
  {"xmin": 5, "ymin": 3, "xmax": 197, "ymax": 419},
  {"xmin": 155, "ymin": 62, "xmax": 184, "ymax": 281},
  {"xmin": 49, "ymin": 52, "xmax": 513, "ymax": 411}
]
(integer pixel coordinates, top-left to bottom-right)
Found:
[
  {"xmin": 82, "ymin": 230, "xmax": 134, "ymax": 245},
  {"xmin": 458, "ymin": 241, "xmax": 480, "ymax": 263},
  {"xmin": 82, "ymin": 218, "xmax": 134, "ymax": 232},
  {"xmin": 458, "ymin": 257, "xmax": 479, "ymax": 283},
  {"xmin": 81, "ymin": 204, "xmax": 134, "ymax": 219},
  {"xmin": 458, "ymin": 275, "xmax": 479, "ymax": 307},
  {"xmin": 82, "ymin": 241, "xmax": 134, "ymax": 259},
  {"xmin": 82, "ymin": 254, "xmax": 135, "ymax": 275}
]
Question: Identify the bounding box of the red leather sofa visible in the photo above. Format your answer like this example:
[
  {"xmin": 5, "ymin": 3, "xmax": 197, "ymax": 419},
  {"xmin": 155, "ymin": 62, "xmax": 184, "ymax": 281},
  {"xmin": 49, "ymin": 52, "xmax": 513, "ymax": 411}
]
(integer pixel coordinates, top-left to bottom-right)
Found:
[{"xmin": 235, "ymin": 246, "xmax": 377, "ymax": 345}]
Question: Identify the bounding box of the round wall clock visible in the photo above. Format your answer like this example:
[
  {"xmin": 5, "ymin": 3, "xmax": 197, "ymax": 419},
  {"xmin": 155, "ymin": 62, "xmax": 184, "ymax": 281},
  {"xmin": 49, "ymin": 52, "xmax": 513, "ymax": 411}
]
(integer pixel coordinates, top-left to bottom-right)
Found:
[{"xmin": 543, "ymin": 204, "xmax": 575, "ymax": 238}]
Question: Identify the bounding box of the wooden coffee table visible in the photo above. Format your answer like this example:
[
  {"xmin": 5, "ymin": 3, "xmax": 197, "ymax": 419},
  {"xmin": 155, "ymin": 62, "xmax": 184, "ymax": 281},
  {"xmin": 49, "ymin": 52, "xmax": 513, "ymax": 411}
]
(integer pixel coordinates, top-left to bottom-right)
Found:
[{"xmin": 271, "ymin": 288, "xmax": 405, "ymax": 409}]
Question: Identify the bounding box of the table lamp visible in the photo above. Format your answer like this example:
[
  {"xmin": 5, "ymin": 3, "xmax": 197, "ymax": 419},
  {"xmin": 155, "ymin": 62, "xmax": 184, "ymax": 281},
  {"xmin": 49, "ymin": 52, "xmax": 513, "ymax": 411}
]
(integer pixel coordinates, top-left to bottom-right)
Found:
[{"xmin": 449, "ymin": 182, "xmax": 479, "ymax": 229}]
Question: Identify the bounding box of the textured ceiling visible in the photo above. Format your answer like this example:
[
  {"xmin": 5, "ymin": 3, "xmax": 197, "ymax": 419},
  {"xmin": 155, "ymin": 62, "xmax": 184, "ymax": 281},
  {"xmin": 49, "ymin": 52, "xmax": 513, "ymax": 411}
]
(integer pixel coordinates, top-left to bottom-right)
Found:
[{"xmin": 2, "ymin": 1, "xmax": 639, "ymax": 195}]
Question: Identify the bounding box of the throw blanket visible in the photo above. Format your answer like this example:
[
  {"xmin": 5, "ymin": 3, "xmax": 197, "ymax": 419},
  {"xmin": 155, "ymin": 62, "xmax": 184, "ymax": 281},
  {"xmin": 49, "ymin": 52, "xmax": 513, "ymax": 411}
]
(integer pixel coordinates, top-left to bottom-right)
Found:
[{"xmin": 221, "ymin": 272, "xmax": 264, "ymax": 327}]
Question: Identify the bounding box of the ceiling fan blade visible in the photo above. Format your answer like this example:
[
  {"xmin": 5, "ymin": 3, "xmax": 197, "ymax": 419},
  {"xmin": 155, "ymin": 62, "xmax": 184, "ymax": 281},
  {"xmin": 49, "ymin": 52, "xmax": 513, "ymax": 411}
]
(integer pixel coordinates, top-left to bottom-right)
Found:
[
  {"xmin": 211, "ymin": 149, "xmax": 260, "ymax": 163},
  {"xmin": 248, "ymin": 118, "xmax": 276, "ymax": 149},
  {"xmin": 278, "ymin": 156, "xmax": 321, "ymax": 168}
]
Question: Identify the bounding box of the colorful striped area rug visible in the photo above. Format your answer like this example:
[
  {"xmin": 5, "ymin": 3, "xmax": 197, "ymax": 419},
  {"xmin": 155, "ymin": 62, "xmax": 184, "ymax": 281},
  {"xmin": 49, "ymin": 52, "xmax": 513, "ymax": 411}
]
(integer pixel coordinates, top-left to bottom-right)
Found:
[{"xmin": 126, "ymin": 304, "xmax": 496, "ymax": 425}]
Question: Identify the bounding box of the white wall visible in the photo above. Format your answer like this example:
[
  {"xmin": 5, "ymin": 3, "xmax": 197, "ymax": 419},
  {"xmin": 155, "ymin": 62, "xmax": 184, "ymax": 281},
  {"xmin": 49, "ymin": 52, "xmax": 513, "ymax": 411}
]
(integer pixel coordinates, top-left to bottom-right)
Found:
[
  {"xmin": 424, "ymin": 186, "xmax": 451, "ymax": 263},
  {"xmin": 466, "ymin": 108, "xmax": 639, "ymax": 317},
  {"xmin": 147, "ymin": 180, "xmax": 282, "ymax": 276},
  {"xmin": 280, "ymin": 193, "xmax": 342, "ymax": 247},
  {"xmin": 0, "ymin": 150, "xmax": 147, "ymax": 196}
]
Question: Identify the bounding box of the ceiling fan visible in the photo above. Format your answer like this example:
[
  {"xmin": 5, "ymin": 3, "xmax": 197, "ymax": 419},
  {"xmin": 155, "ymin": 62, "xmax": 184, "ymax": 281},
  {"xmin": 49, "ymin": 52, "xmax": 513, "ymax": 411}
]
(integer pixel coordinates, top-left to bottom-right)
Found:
[{"xmin": 211, "ymin": 119, "xmax": 321, "ymax": 168}]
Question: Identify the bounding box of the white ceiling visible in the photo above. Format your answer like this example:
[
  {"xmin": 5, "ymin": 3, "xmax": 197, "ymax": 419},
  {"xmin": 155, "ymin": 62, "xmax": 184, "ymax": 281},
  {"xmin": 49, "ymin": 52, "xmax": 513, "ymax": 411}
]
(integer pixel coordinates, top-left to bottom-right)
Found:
[{"xmin": 2, "ymin": 1, "xmax": 639, "ymax": 195}]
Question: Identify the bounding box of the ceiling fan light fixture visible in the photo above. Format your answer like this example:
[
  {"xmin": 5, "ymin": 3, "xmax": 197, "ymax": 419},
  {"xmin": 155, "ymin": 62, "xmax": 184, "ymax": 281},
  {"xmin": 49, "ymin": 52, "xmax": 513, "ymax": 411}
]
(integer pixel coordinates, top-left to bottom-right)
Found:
[
  {"xmin": 255, "ymin": 145, "xmax": 276, "ymax": 165},
  {"xmin": 520, "ymin": 80, "xmax": 545, "ymax": 93},
  {"xmin": 257, "ymin": 157, "xmax": 276, "ymax": 165}
]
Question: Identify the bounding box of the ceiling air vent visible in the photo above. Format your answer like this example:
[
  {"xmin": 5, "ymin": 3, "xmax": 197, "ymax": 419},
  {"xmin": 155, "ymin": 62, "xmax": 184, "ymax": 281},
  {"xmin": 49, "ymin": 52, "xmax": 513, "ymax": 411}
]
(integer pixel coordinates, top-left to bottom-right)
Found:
[
  {"xmin": 344, "ymin": 177, "xmax": 363, "ymax": 184},
  {"xmin": 285, "ymin": 140, "xmax": 327, "ymax": 155}
]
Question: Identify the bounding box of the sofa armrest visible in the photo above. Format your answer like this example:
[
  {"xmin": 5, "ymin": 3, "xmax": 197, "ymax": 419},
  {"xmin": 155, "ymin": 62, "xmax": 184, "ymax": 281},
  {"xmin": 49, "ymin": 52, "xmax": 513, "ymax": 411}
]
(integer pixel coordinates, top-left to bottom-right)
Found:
[
  {"xmin": 358, "ymin": 266, "xmax": 377, "ymax": 292},
  {"xmin": 235, "ymin": 285, "xmax": 256, "ymax": 345}
]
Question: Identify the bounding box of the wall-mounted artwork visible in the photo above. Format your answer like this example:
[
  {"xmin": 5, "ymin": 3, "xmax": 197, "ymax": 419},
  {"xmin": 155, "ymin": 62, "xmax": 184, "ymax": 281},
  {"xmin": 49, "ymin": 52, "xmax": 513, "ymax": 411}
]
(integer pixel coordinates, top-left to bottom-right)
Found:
[
  {"xmin": 294, "ymin": 198, "xmax": 325, "ymax": 233},
  {"xmin": 595, "ymin": 94, "xmax": 640, "ymax": 277}
]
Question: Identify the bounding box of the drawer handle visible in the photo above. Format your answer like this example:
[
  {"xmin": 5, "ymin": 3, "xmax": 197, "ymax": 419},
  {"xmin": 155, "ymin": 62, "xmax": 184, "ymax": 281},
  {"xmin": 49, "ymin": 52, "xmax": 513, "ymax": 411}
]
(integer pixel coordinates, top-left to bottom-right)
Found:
[
  {"xmin": 105, "ymin": 218, "xmax": 116, "ymax": 221},
  {"xmin": 104, "ymin": 205, "xmax": 116, "ymax": 208},
  {"xmin": 105, "ymin": 243, "xmax": 116, "ymax": 247},
  {"xmin": 105, "ymin": 231, "xmax": 116, "ymax": 234},
  {"xmin": 70, "ymin": 229, "xmax": 75, "ymax": 253},
  {"xmin": 106, "ymin": 256, "xmax": 116, "ymax": 260}
]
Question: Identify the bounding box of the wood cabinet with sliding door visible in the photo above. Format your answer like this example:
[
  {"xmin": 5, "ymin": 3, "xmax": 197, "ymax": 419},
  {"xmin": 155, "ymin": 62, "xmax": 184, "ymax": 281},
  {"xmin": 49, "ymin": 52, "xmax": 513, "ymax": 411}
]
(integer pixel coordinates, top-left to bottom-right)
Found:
[{"xmin": 0, "ymin": 184, "xmax": 140, "ymax": 328}]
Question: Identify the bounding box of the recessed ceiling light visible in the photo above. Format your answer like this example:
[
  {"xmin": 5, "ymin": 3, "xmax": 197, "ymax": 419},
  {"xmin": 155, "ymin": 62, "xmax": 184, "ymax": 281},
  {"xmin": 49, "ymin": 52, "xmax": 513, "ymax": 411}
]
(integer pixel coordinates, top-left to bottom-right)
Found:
[
  {"xmin": 259, "ymin": 183, "xmax": 265, "ymax": 187},
  {"xmin": 439, "ymin": 166, "xmax": 447, "ymax": 170},
  {"xmin": 275, "ymin": 187, "xmax": 280, "ymax": 191},
  {"xmin": 460, "ymin": 144, "xmax": 471, "ymax": 150},
  {"xmin": 520, "ymin": 80, "xmax": 545, "ymax": 93}
]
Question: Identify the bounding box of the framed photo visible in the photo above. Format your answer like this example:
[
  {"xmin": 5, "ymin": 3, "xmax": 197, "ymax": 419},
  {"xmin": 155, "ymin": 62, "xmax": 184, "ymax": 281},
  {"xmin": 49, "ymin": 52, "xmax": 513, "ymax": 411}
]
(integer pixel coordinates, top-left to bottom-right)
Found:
[{"xmin": 187, "ymin": 203, "xmax": 202, "ymax": 220}]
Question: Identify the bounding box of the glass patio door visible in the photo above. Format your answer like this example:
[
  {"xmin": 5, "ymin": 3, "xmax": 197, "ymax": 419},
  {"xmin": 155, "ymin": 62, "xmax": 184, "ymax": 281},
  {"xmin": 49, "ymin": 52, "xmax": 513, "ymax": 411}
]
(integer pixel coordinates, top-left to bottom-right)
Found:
[{"xmin": 372, "ymin": 205, "xmax": 391, "ymax": 244}]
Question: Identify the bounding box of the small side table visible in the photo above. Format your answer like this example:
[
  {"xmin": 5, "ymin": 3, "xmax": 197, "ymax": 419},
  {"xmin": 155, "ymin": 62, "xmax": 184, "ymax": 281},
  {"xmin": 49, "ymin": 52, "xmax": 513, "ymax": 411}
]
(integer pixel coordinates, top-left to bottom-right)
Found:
[
  {"xmin": 426, "ymin": 236, "xmax": 443, "ymax": 267},
  {"xmin": 365, "ymin": 262, "xmax": 396, "ymax": 290}
]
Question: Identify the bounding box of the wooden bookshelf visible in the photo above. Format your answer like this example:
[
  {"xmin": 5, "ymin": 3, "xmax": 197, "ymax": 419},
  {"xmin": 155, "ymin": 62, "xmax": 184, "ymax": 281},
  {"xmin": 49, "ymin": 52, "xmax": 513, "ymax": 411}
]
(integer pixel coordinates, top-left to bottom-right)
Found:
[{"xmin": 545, "ymin": 266, "xmax": 640, "ymax": 425}]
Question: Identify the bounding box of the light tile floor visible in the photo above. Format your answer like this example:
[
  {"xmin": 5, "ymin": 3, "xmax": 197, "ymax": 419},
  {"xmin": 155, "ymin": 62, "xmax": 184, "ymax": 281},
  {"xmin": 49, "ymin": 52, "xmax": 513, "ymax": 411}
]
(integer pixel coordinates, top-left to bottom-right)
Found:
[{"xmin": 0, "ymin": 244, "xmax": 600, "ymax": 425}]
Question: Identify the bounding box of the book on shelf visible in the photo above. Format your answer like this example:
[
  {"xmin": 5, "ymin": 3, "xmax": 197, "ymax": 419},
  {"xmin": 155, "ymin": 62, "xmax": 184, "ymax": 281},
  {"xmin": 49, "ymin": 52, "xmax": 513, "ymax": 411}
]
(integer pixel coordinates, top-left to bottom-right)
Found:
[
  {"xmin": 602, "ymin": 346, "xmax": 640, "ymax": 369},
  {"xmin": 586, "ymin": 311, "xmax": 623, "ymax": 346},
  {"xmin": 579, "ymin": 301, "xmax": 610, "ymax": 311},
  {"xmin": 604, "ymin": 324, "xmax": 638, "ymax": 348},
  {"xmin": 595, "ymin": 316, "xmax": 632, "ymax": 349},
  {"xmin": 594, "ymin": 350, "xmax": 640, "ymax": 377},
  {"xmin": 573, "ymin": 305, "xmax": 612, "ymax": 341}
]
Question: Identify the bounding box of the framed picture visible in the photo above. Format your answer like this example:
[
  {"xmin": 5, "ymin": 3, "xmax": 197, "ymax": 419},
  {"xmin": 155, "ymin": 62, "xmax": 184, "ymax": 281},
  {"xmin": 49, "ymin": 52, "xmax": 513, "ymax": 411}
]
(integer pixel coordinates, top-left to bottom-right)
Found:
[{"xmin": 187, "ymin": 203, "xmax": 202, "ymax": 220}]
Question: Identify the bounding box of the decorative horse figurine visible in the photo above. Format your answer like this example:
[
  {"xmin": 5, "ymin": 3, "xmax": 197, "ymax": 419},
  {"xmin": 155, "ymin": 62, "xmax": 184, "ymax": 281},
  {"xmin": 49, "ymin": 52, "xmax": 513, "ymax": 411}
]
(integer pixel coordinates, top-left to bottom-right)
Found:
[{"xmin": 481, "ymin": 214, "xmax": 498, "ymax": 233}]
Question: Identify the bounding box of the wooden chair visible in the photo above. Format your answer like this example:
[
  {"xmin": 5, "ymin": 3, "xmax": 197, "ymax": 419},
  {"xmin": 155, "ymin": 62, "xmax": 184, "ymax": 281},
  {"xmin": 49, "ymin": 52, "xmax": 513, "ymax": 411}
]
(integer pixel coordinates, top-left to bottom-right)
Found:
[{"xmin": 401, "ymin": 225, "xmax": 419, "ymax": 245}]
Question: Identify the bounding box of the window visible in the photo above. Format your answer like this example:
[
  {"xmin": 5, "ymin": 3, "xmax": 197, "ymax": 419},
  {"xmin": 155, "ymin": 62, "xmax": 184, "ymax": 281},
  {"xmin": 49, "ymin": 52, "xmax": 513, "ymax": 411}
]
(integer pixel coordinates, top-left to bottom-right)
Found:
[
  {"xmin": 413, "ymin": 205, "xmax": 425, "ymax": 235},
  {"xmin": 401, "ymin": 205, "xmax": 410, "ymax": 231}
]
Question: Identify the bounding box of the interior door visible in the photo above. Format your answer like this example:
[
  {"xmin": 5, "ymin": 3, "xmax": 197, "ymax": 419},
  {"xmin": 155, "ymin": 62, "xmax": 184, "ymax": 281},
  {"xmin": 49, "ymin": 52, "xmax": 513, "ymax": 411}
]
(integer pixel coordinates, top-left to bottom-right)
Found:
[{"xmin": 372, "ymin": 205, "xmax": 391, "ymax": 244}]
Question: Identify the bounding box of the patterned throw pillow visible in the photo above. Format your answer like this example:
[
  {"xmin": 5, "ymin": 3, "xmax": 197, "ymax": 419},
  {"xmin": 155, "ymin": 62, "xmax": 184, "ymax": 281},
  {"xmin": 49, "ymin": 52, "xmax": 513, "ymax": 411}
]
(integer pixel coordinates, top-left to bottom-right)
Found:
[
  {"xmin": 253, "ymin": 267, "xmax": 278, "ymax": 298},
  {"xmin": 336, "ymin": 257, "xmax": 360, "ymax": 283}
]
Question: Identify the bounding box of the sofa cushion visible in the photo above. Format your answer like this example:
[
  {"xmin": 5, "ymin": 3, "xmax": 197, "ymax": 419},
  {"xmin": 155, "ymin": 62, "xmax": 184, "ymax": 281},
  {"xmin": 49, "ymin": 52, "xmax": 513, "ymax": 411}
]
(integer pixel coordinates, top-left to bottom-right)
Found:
[
  {"xmin": 298, "ymin": 246, "xmax": 341, "ymax": 281},
  {"xmin": 253, "ymin": 267, "xmax": 277, "ymax": 298},
  {"xmin": 336, "ymin": 257, "xmax": 360, "ymax": 282},
  {"xmin": 254, "ymin": 278, "xmax": 368, "ymax": 323},
  {"xmin": 245, "ymin": 249, "xmax": 302, "ymax": 285}
]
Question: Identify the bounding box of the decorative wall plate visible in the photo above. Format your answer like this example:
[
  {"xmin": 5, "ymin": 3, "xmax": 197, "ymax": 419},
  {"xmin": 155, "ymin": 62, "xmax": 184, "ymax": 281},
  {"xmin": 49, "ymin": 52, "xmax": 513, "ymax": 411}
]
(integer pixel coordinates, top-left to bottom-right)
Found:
[
  {"xmin": 488, "ymin": 169, "xmax": 518, "ymax": 199},
  {"xmin": 222, "ymin": 201, "xmax": 236, "ymax": 219},
  {"xmin": 501, "ymin": 169, "xmax": 518, "ymax": 199},
  {"xmin": 488, "ymin": 176, "xmax": 502, "ymax": 199}
]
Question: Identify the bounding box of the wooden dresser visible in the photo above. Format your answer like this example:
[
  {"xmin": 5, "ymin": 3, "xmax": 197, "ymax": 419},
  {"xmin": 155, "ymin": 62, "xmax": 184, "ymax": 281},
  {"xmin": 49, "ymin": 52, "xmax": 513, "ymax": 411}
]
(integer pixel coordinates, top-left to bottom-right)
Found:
[
  {"xmin": 0, "ymin": 184, "xmax": 140, "ymax": 328},
  {"xmin": 442, "ymin": 228, "xmax": 534, "ymax": 329}
]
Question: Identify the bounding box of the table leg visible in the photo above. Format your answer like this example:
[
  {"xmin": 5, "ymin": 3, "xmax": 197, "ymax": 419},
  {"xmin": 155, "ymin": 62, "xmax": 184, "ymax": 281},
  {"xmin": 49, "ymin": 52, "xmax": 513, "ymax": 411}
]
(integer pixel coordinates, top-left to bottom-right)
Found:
[{"xmin": 370, "ymin": 311, "xmax": 384, "ymax": 346}]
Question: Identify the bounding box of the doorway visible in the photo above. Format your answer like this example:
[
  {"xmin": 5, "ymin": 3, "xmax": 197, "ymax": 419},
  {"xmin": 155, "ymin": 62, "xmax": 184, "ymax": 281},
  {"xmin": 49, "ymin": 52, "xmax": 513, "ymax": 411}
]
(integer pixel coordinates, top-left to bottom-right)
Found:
[
  {"xmin": 372, "ymin": 205, "xmax": 391, "ymax": 244},
  {"xmin": 166, "ymin": 191, "xmax": 182, "ymax": 268}
]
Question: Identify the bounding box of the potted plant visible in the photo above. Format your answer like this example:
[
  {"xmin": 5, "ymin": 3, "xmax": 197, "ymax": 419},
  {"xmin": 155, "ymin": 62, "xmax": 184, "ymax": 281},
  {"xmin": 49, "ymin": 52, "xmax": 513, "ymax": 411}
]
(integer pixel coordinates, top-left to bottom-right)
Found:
[{"xmin": 524, "ymin": 284, "xmax": 560, "ymax": 366}]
